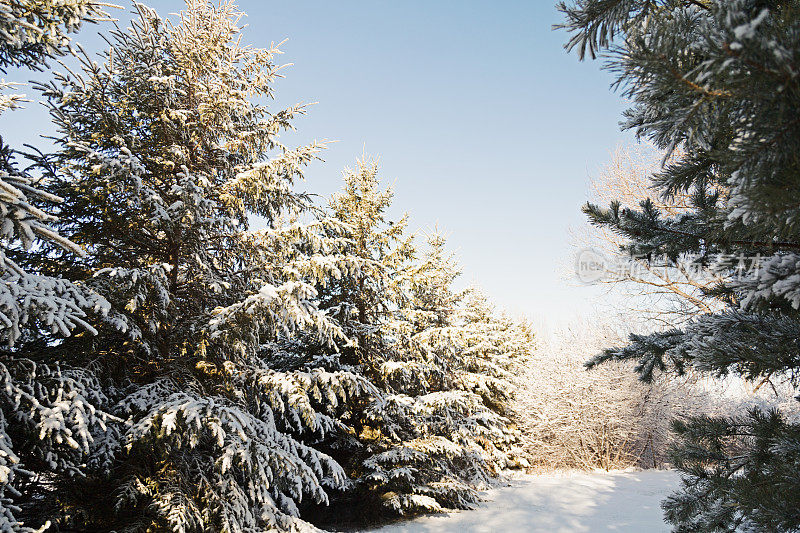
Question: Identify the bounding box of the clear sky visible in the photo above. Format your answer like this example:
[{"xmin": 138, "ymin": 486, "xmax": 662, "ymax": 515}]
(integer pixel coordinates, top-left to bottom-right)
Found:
[{"xmin": 1, "ymin": 1, "xmax": 636, "ymax": 325}]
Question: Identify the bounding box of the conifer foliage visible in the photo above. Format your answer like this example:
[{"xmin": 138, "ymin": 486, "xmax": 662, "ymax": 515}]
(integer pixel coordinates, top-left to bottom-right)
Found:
[
  {"xmin": 0, "ymin": 2, "xmax": 110, "ymax": 532},
  {"xmin": 0, "ymin": 2, "xmax": 534, "ymax": 531},
  {"xmin": 25, "ymin": 2, "xmax": 371, "ymax": 531},
  {"xmin": 312, "ymin": 162, "xmax": 530, "ymax": 518},
  {"xmin": 560, "ymin": 1, "xmax": 800, "ymax": 531}
]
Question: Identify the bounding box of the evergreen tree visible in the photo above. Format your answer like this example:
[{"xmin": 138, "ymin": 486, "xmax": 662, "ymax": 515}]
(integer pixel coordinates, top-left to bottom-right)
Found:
[
  {"xmin": 26, "ymin": 2, "xmax": 373, "ymax": 531},
  {"xmin": 323, "ymin": 159, "xmax": 415, "ymax": 377},
  {"xmin": 455, "ymin": 288, "xmax": 532, "ymax": 422},
  {"xmin": 0, "ymin": 0, "xmax": 106, "ymax": 72},
  {"xmin": 310, "ymin": 161, "xmax": 527, "ymax": 520},
  {"xmin": 0, "ymin": 2, "xmax": 536, "ymax": 530},
  {"xmin": 0, "ymin": 3, "xmax": 111, "ymax": 531},
  {"xmin": 560, "ymin": 0, "xmax": 800, "ymax": 530}
]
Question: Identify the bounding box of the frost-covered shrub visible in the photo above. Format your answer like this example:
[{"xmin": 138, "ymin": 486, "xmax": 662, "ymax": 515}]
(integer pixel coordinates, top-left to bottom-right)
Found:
[
  {"xmin": 515, "ymin": 317, "xmax": 795, "ymax": 472},
  {"xmin": 517, "ymin": 319, "xmax": 655, "ymax": 470}
]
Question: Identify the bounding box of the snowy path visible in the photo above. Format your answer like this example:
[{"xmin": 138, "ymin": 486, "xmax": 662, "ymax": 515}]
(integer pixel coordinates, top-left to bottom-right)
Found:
[{"xmin": 369, "ymin": 470, "xmax": 680, "ymax": 533}]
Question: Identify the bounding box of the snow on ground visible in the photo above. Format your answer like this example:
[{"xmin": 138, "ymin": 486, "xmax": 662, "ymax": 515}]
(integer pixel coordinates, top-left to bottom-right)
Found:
[{"xmin": 369, "ymin": 470, "xmax": 680, "ymax": 533}]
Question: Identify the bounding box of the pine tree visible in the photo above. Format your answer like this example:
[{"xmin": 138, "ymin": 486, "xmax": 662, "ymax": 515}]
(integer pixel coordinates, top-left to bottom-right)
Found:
[
  {"xmin": 559, "ymin": 0, "xmax": 800, "ymax": 530},
  {"xmin": 0, "ymin": 3, "xmax": 112, "ymax": 531},
  {"xmin": 24, "ymin": 2, "xmax": 374, "ymax": 531}
]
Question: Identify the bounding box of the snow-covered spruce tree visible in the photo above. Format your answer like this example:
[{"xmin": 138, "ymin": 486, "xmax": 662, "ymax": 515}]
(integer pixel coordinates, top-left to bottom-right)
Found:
[
  {"xmin": 0, "ymin": 3, "xmax": 113, "ymax": 531},
  {"xmin": 24, "ymin": 2, "xmax": 375, "ymax": 531},
  {"xmin": 559, "ymin": 0, "xmax": 800, "ymax": 530},
  {"xmin": 302, "ymin": 161, "xmax": 526, "ymax": 521},
  {"xmin": 0, "ymin": 0, "xmax": 107, "ymax": 72},
  {"xmin": 455, "ymin": 287, "xmax": 532, "ymax": 420},
  {"xmin": 363, "ymin": 247, "xmax": 529, "ymax": 517}
]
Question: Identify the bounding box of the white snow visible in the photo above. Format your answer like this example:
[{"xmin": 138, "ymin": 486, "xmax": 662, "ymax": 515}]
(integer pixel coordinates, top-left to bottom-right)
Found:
[{"xmin": 368, "ymin": 470, "xmax": 680, "ymax": 533}]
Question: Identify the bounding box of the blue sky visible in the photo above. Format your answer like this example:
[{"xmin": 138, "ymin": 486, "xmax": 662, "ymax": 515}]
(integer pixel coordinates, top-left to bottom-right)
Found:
[{"xmin": 1, "ymin": 1, "xmax": 636, "ymax": 324}]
